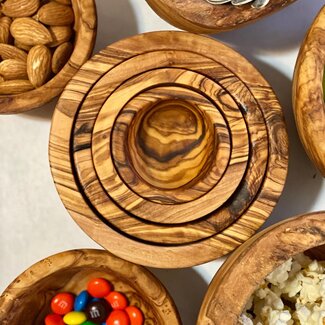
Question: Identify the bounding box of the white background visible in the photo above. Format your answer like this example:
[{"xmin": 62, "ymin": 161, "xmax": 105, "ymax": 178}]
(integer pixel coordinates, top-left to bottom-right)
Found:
[{"xmin": 0, "ymin": 0, "xmax": 325, "ymax": 324}]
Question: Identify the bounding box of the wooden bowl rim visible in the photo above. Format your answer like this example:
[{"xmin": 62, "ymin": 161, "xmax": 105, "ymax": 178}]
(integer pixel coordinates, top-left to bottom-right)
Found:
[
  {"xmin": 0, "ymin": 0, "xmax": 97, "ymax": 114},
  {"xmin": 145, "ymin": 0, "xmax": 297, "ymax": 34},
  {"xmin": 0, "ymin": 249, "xmax": 182, "ymax": 324},
  {"xmin": 197, "ymin": 211, "xmax": 325, "ymax": 324}
]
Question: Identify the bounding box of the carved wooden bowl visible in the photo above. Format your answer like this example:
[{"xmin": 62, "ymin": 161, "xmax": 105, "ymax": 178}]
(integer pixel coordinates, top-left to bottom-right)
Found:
[
  {"xmin": 293, "ymin": 6, "xmax": 325, "ymax": 177},
  {"xmin": 0, "ymin": 249, "xmax": 181, "ymax": 325},
  {"xmin": 145, "ymin": 0, "xmax": 296, "ymax": 34},
  {"xmin": 197, "ymin": 211, "xmax": 325, "ymax": 324},
  {"xmin": 49, "ymin": 31, "xmax": 288, "ymax": 268},
  {"xmin": 0, "ymin": 0, "xmax": 97, "ymax": 114}
]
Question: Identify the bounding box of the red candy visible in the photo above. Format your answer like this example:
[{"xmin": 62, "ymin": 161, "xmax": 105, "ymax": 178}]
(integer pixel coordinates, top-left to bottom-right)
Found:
[
  {"xmin": 51, "ymin": 292, "xmax": 75, "ymax": 315},
  {"xmin": 87, "ymin": 278, "xmax": 112, "ymax": 298},
  {"xmin": 106, "ymin": 291, "xmax": 128, "ymax": 310},
  {"xmin": 106, "ymin": 310, "xmax": 130, "ymax": 325},
  {"xmin": 125, "ymin": 306, "xmax": 144, "ymax": 325},
  {"xmin": 45, "ymin": 314, "xmax": 65, "ymax": 325}
]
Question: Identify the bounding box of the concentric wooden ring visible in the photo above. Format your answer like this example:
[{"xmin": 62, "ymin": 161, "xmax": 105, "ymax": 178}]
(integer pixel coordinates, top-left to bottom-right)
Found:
[{"xmin": 49, "ymin": 31, "xmax": 288, "ymax": 268}]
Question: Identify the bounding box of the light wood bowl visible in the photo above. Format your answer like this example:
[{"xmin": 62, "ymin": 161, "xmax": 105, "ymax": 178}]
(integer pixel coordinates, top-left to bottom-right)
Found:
[
  {"xmin": 0, "ymin": 249, "xmax": 181, "ymax": 325},
  {"xmin": 0, "ymin": 0, "xmax": 97, "ymax": 114},
  {"xmin": 197, "ymin": 211, "xmax": 325, "ymax": 325},
  {"xmin": 293, "ymin": 6, "xmax": 325, "ymax": 177},
  {"xmin": 49, "ymin": 31, "xmax": 288, "ymax": 268},
  {"xmin": 146, "ymin": 0, "xmax": 297, "ymax": 34}
]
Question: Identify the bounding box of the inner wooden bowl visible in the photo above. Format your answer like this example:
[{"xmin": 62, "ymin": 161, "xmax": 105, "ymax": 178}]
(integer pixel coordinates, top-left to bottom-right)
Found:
[
  {"xmin": 197, "ymin": 211, "xmax": 325, "ymax": 325},
  {"xmin": 293, "ymin": 5, "xmax": 325, "ymax": 177},
  {"xmin": 0, "ymin": 249, "xmax": 181, "ymax": 325},
  {"xmin": 0, "ymin": 0, "xmax": 97, "ymax": 114},
  {"xmin": 146, "ymin": 0, "xmax": 297, "ymax": 34}
]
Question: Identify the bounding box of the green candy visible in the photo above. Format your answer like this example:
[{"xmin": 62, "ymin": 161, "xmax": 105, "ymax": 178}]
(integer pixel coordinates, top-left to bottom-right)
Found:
[{"xmin": 81, "ymin": 322, "xmax": 96, "ymax": 325}]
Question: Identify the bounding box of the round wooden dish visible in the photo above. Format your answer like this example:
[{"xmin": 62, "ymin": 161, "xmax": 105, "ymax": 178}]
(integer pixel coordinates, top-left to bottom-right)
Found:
[
  {"xmin": 49, "ymin": 31, "xmax": 288, "ymax": 268},
  {"xmin": 293, "ymin": 6, "xmax": 325, "ymax": 177},
  {"xmin": 145, "ymin": 0, "xmax": 297, "ymax": 34},
  {"xmin": 0, "ymin": 249, "xmax": 181, "ymax": 325},
  {"xmin": 197, "ymin": 211, "xmax": 325, "ymax": 324},
  {"xmin": 0, "ymin": 0, "xmax": 97, "ymax": 114}
]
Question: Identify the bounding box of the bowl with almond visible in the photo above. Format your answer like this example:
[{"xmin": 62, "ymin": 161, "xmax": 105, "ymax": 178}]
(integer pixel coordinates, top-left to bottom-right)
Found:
[{"xmin": 0, "ymin": 0, "xmax": 97, "ymax": 114}]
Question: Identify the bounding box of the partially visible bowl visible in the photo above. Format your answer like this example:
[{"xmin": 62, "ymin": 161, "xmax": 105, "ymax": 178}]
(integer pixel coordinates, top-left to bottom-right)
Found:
[
  {"xmin": 0, "ymin": 249, "xmax": 182, "ymax": 324},
  {"xmin": 197, "ymin": 211, "xmax": 325, "ymax": 324},
  {"xmin": 0, "ymin": 0, "xmax": 97, "ymax": 114},
  {"xmin": 146, "ymin": 0, "xmax": 296, "ymax": 34}
]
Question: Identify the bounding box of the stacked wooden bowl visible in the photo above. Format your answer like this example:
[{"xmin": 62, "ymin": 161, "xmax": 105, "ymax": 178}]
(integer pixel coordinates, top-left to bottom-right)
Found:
[
  {"xmin": 49, "ymin": 31, "xmax": 288, "ymax": 268},
  {"xmin": 198, "ymin": 211, "xmax": 325, "ymax": 324},
  {"xmin": 145, "ymin": 0, "xmax": 297, "ymax": 34},
  {"xmin": 0, "ymin": 249, "xmax": 181, "ymax": 325}
]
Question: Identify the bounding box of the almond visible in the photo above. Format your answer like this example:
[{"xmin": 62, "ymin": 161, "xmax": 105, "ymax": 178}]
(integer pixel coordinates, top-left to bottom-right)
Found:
[
  {"xmin": 54, "ymin": 0, "xmax": 71, "ymax": 5},
  {"xmin": 14, "ymin": 40, "xmax": 32, "ymax": 52},
  {"xmin": 2, "ymin": 0, "xmax": 40, "ymax": 18},
  {"xmin": 37, "ymin": 2, "xmax": 74, "ymax": 26},
  {"xmin": 0, "ymin": 16, "xmax": 12, "ymax": 44},
  {"xmin": 0, "ymin": 44, "xmax": 27, "ymax": 61},
  {"xmin": 52, "ymin": 41, "xmax": 73, "ymax": 74},
  {"xmin": 0, "ymin": 79, "xmax": 34, "ymax": 94},
  {"xmin": 0, "ymin": 59, "xmax": 28, "ymax": 80},
  {"xmin": 0, "ymin": 75, "xmax": 4, "ymax": 83},
  {"xmin": 27, "ymin": 45, "xmax": 51, "ymax": 87},
  {"xmin": 48, "ymin": 25, "xmax": 72, "ymax": 47},
  {"xmin": 10, "ymin": 17, "xmax": 52, "ymax": 46}
]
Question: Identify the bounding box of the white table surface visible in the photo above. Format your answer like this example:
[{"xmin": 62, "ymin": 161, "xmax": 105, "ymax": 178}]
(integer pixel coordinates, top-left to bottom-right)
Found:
[{"xmin": 1, "ymin": 0, "xmax": 325, "ymax": 324}]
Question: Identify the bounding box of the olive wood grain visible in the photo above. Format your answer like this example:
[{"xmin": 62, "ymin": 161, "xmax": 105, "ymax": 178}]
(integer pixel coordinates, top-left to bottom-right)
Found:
[
  {"xmin": 49, "ymin": 31, "xmax": 288, "ymax": 268},
  {"xmin": 293, "ymin": 6, "xmax": 325, "ymax": 177},
  {"xmin": 0, "ymin": 0, "xmax": 97, "ymax": 114},
  {"xmin": 146, "ymin": 0, "xmax": 296, "ymax": 34},
  {"xmin": 0, "ymin": 249, "xmax": 181, "ymax": 325},
  {"xmin": 197, "ymin": 211, "xmax": 325, "ymax": 325}
]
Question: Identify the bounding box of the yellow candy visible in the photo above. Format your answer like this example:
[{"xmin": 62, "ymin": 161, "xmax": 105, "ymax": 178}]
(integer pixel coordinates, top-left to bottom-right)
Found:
[{"xmin": 63, "ymin": 311, "xmax": 87, "ymax": 325}]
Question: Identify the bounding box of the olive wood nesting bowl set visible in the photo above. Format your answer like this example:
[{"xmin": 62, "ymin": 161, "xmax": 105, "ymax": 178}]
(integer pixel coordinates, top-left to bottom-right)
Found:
[
  {"xmin": 0, "ymin": 249, "xmax": 181, "ymax": 325},
  {"xmin": 49, "ymin": 31, "xmax": 288, "ymax": 269},
  {"xmin": 293, "ymin": 5, "xmax": 325, "ymax": 177},
  {"xmin": 146, "ymin": 0, "xmax": 297, "ymax": 34},
  {"xmin": 198, "ymin": 211, "xmax": 325, "ymax": 324},
  {"xmin": 0, "ymin": 0, "xmax": 97, "ymax": 114}
]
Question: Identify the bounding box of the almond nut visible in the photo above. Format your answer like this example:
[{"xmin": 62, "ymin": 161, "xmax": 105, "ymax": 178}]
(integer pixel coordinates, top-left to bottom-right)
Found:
[
  {"xmin": 10, "ymin": 17, "xmax": 52, "ymax": 46},
  {"xmin": 2, "ymin": 0, "xmax": 40, "ymax": 18},
  {"xmin": 0, "ymin": 59, "xmax": 28, "ymax": 80},
  {"xmin": 54, "ymin": 0, "xmax": 71, "ymax": 5},
  {"xmin": 48, "ymin": 25, "xmax": 72, "ymax": 47},
  {"xmin": 0, "ymin": 44, "xmax": 27, "ymax": 61},
  {"xmin": 27, "ymin": 44, "xmax": 52, "ymax": 87},
  {"xmin": 14, "ymin": 40, "xmax": 32, "ymax": 52},
  {"xmin": 0, "ymin": 16, "xmax": 12, "ymax": 44},
  {"xmin": 0, "ymin": 79, "xmax": 34, "ymax": 94},
  {"xmin": 37, "ymin": 2, "xmax": 74, "ymax": 26},
  {"xmin": 52, "ymin": 41, "xmax": 73, "ymax": 74}
]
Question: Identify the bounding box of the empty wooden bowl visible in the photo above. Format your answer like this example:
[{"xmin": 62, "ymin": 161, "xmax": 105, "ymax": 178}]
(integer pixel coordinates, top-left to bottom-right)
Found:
[
  {"xmin": 293, "ymin": 6, "xmax": 325, "ymax": 177},
  {"xmin": 49, "ymin": 31, "xmax": 288, "ymax": 268},
  {"xmin": 0, "ymin": 0, "xmax": 97, "ymax": 114},
  {"xmin": 146, "ymin": 0, "xmax": 297, "ymax": 34},
  {"xmin": 0, "ymin": 249, "xmax": 181, "ymax": 325},
  {"xmin": 197, "ymin": 211, "xmax": 325, "ymax": 324}
]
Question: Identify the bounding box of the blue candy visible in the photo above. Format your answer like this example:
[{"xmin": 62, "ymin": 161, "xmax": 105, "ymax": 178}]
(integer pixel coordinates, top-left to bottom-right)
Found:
[{"xmin": 74, "ymin": 290, "xmax": 89, "ymax": 311}]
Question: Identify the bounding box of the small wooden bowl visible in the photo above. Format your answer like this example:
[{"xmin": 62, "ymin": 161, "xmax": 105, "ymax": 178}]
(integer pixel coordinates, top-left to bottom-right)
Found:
[
  {"xmin": 49, "ymin": 31, "xmax": 288, "ymax": 268},
  {"xmin": 146, "ymin": 0, "xmax": 297, "ymax": 34},
  {"xmin": 197, "ymin": 211, "xmax": 325, "ymax": 325},
  {"xmin": 293, "ymin": 6, "xmax": 325, "ymax": 177},
  {"xmin": 0, "ymin": 0, "xmax": 97, "ymax": 114},
  {"xmin": 0, "ymin": 249, "xmax": 181, "ymax": 325}
]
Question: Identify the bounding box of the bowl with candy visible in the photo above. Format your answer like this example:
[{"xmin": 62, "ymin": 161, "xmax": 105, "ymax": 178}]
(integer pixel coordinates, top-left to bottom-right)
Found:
[
  {"xmin": 197, "ymin": 211, "xmax": 325, "ymax": 324},
  {"xmin": 145, "ymin": 0, "xmax": 297, "ymax": 33},
  {"xmin": 0, "ymin": 249, "xmax": 181, "ymax": 325}
]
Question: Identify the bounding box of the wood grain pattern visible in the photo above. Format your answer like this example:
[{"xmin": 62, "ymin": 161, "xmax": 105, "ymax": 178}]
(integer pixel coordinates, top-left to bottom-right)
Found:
[
  {"xmin": 197, "ymin": 211, "xmax": 325, "ymax": 325},
  {"xmin": 0, "ymin": 0, "xmax": 97, "ymax": 114},
  {"xmin": 146, "ymin": 0, "xmax": 296, "ymax": 34},
  {"xmin": 0, "ymin": 249, "xmax": 181, "ymax": 325},
  {"xmin": 293, "ymin": 5, "xmax": 325, "ymax": 177},
  {"xmin": 49, "ymin": 31, "xmax": 288, "ymax": 268}
]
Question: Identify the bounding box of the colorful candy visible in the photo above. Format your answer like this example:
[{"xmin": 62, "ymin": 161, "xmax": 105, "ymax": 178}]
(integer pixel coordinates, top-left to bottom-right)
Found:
[
  {"xmin": 74, "ymin": 290, "xmax": 90, "ymax": 312},
  {"xmin": 105, "ymin": 292, "xmax": 128, "ymax": 310},
  {"xmin": 51, "ymin": 292, "xmax": 75, "ymax": 315},
  {"xmin": 63, "ymin": 311, "xmax": 87, "ymax": 325},
  {"xmin": 87, "ymin": 278, "xmax": 112, "ymax": 298},
  {"xmin": 106, "ymin": 310, "xmax": 130, "ymax": 325},
  {"xmin": 85, "ymin": 300, "xmax": 111, "ymax": 324},
  {"xmin": 45, "ymin": 314, "xmax": 65, "ymax": 325},
  {"xmin": 125, "ymin": 306, "xmax": 144, "ymax": 325}
]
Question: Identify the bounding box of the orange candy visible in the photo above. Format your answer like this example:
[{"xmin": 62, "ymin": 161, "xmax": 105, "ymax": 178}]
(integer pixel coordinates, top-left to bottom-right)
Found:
[
  {"xmin": 105, "ymin": 291, "xmax": 128, "ymax": 310},
  {"xmin": 51, "ymin": 292, "xmax": 75, "ymax": 315},
  {"xmin": 87, "ymin": 278, "xmax": 112, "ymax": 298},
  {"xmin": 106, "ymin": 310, "xmax": 130, "ymax": 325},
  {"xmin": 125, "ymin": 306, "xmax": 144, "ymax": 325},
  {"xmin": 45, "ymin": 314, "xmax": 65, "ymax": 325}
]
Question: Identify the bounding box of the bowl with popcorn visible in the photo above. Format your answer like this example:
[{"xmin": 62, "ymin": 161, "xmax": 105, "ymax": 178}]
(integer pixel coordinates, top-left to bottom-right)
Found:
[
  {"xmin": 0, "ymin": 0, "xmax": 97, "ymax": 114},
  {"xmin": 197, "ymin": 211, "xmax": 325, "ymax": 325}
]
